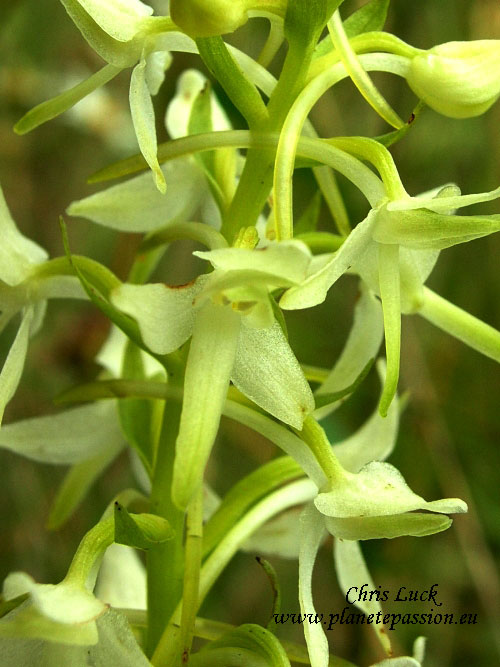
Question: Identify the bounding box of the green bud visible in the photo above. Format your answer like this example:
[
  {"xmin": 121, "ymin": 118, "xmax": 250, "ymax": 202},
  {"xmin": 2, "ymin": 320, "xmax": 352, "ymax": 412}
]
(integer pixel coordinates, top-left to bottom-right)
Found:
[
  {"xmin": 170, "ymin": 0, "xmax": 251, "ymax": 38},
  {"xmin": 407, "ymin": 40, "xmax": 500, "ymax": 118}
]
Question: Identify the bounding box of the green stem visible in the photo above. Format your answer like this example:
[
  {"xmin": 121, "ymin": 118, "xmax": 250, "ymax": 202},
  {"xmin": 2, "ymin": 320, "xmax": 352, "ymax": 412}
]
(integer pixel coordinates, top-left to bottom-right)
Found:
[
  {"xmin": 179, "ymin": 486, "xmax": 203, "ymax": 663},
  {"xmin": 196, "ymin": 36, "xmax": 268, "ymax": 129},
  {"xmin": 221, "ymin": 148, "xmax": 275, "ymax": 242},
  {"xmin": 147, "ymin": 396, "xmax": 185, "ymax": 656},
  {"xmin": 296, "ymin": 416, "xmax": 345, "ymax": 488},
  {"xmin": 151, "ymin": 478, "xmax": 316, "ymax": 665}
]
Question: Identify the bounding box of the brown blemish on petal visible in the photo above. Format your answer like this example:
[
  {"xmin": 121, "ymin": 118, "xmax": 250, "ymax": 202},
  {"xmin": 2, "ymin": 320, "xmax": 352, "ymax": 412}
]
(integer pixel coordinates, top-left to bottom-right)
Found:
[{"xmin": 164, "ymin": 278, "xmax": 197, "ymax": 290}]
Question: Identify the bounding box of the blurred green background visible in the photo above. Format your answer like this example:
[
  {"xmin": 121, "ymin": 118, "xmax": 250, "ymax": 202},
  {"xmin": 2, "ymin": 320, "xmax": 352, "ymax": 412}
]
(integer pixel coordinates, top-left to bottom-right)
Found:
[{"xmin": 0, "ymin": 1, "xmax": 499, "ymax": 665}]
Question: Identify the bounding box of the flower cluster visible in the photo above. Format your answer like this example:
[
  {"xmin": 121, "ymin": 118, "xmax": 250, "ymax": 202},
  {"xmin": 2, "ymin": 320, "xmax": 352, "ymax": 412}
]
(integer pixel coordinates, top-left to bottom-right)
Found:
[{"xmin": 2, "ymin": 1, "xmax": 500, "ymax": 666}]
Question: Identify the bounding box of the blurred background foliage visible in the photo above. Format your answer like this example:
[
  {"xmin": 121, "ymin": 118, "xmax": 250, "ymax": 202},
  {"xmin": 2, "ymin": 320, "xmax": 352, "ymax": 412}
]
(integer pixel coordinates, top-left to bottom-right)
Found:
[{"xmin": 0, "ymin": 1, "xmax": 499, "ymax": 665}]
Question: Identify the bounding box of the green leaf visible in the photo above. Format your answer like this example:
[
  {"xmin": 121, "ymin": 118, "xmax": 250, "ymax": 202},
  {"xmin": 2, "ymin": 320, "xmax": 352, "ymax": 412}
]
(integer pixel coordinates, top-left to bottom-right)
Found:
[
  {"xmin": 192, "ymin": 623, "xmax": 291, "ymax": 667},
  {"xmin": 114, "ymin": 502, "xmax": 173, "ymax": 550},
  {"xmin": 118, "ymin": 340, "xmax": 159, "ymax": 475},
  {"xmin": 203, "ymin": 457, "xmax": 303, "ymax": 558},
  {"xmin": 255, "ymin": 557, "xmax": 282, "ymax": 630},
  {"xmin": 344, "ymin": 0, "xmax": 390, "ymax": 38}
]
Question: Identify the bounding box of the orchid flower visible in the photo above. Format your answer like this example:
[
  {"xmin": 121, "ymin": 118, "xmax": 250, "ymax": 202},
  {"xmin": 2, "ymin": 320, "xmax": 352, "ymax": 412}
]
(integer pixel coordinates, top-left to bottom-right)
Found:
[
  {"xmin": 110, "ymin": 235, "xmax": 315, "ymax": 509},
  {"xmin": 297, "ymin": 373, "xmax": 465, "ymax": 667},
  {"xmin": 280, "ymin": 142, "xmax": 500, "ymax": 415},
  {"xmin": 67, "ymin": 69, "xmax": 232, "ymax": 233},
  {"xmin": 15, "ymin": 1, "xmax": 200, "ymax": 193},
  {"xmin": 0, "ymin": 508, "xmax": 169, "ymax": 666},
  {"xmin": 0, "ymin": 186, "xmax": 85, "ymax": 423}
]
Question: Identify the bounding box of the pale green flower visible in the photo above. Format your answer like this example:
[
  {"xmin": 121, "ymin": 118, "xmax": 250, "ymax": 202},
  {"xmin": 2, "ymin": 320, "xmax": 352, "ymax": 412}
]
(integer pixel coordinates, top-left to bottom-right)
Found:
[
  {"xmin": 67, "ymin": 68, "xmax": 231, "ymax": 233},
  {"xmin": 280, "ymin": 169, "xmax": 500, "ymax": 415},
  {"xmin": 111, "ymin": 237, "xmax": 315, "ymax": 508},
  {"xmin": 0, "ymin": 186, "xmax": 84, "ymax": 423},
  {"xmin": 407, "ymin": 40, "xmax": 500, "ymax": 118},
  {"xmin": 16, "ymin": 1, "xmax": 199, "ymax": 192}
]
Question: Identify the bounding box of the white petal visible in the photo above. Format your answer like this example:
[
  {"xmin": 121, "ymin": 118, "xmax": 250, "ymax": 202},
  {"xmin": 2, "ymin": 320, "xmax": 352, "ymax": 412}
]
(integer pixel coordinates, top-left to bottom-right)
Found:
[
  {"xmin": 0, "ymin": 401, "xmax": 124, "ymax": 464},
  {"xmin": 298, "ymin": 504, "xmax": 329, "ymax": 667},
  {"xmin": 280, "ymin": 209, "xmax": 378, "ymax": 310},
  {"xmin": 195, "ymin": 240, "xmax": 312, "ymax": 284},
  {"xmin": 95, "ymin": 544, "xmax": 146, "ymax": 609},
  {"xmin": 111, "ymin": 279, "xmax": 206, "ymax": 354},
  {"xmin": 130, "ymin": 59, "xmax": 166, "ymax": 193},
  {"xmin": 76, "ymin": 0, "xmax": 153, "ymax": 42},
  {"xmin": 232, "ymin": 321, "xmax": 314, "ymax": 429},
  {"xmin": 67, "ymin": 158, "xmax": 206, "ymax": 232},
  {"xmin": 172, "ymin": 302, "xmax": 240, "ymax": 509},
  {"xmin": 4, "ymin": 573, "xmax": 106, "ymax": 625},
  {"xmin": 165, "ymin": 69, "xmax": 231, "ymax": 139},
  {"xmin": 89, "ymin": 609, "xmax": 151, "ymax": 665},
  {"xmin": 333, "ymin": 361, "xmax": 399, "ymax": 473},
  {"xmin": 334, "ymin": 540, "xmax": 391, "ymax": 654},
  {"xmin": 241, "ymin": 507, "xmax": 303, "ymax": 559},
  {"xmin": 145, "ymin": 49, "xmax": 172, "ymax": 96}
]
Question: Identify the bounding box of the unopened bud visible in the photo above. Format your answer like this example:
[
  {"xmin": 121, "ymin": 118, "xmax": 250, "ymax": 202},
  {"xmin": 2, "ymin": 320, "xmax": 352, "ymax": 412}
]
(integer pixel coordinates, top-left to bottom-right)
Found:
[
  {"xmin": 170, "ymin": 0, "xmax": 250, "ymax": 38},
  {"xmin": 407, "ymin": 40, "xmax": 500, "ymax": 118}
]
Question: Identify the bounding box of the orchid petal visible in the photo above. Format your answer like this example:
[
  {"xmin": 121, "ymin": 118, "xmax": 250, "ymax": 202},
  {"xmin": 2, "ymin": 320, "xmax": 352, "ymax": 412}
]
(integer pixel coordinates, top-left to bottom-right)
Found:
[
  {"xmin": 334, "ymin": 539, "xmax": 391, "ymax": 654},
  {"xmin": 232, "ymin": 321, "xmax": 315, "ymax": 429},
  {"xmin": 387, "ymin": 185, "xmax": 500, "ymax": 213},
  {"xmin": 315, "ymin": 282, "xmax": 383, "ymax": 416},
  {"xmin": 4, "ymin": 574, "xmax": 106, "ymax": 626},
  {"xmin": 333, "ymin": 361, "xmax": 399, "ymax": 472},
  {"xmin": 378, "ymin": 243, "xmax": 401, "ymax": 417},
  {"xmin": 172, "ymin": 302, "xmax": 240, "ymax": 510},
  {"xmin": 0, "ymin": 188, "xmax": 47, "ymax": 285},
  {"xmin": 195, "ymin": 240, "xmax": 312, "ymax": 284},
  {"xmin": 111, "ymin": 279, "xmax": 206, "ymax": 354},
  {"xmin": 96, "ymin": 544, "xmax": 146, "ymax": 609},
  {"xmin": 70, "ymin": 0, "xmax": 152, "ymax": 42},
  {"xmin": 130, "ymin": 58, "xmax": 166, "ymax": 193},
  {"xmin": 145, "ymin": 50, "xmax": 172, "ymax": 96},
  {"xmin": 242, "ymin": 507, "xmax": 303, "ymax": 559},
  {"xmin": 373, "ymin": 208, "xmax": 500, "ymax": 250},
  {"xmin": 165, "ymin": 69, "xmax": 231, "ymax": 139},
  {"xmin": 0, "ymin": 401, "xmax": 124, "ymax": 464},
  {"xmin": 298, "ymin": 504, "xmax": 329, "ymax": 667},
  {"xmin": 59, "ymin": 0, "xmax": 144, "ymax": 67},
  {"xmin": 67, "ymin": 158, "xmax": 206, "ymax": 232},
  {"xmin": 0, "ymin": 308, "xmax": 33, "ymax": 424},
  {"xmin": 280, "ymin": 209, "xmax": 378, "ymax": 310},
  {"xmin": 325, "ymin": 513, "xmax": 453, "ymax": 541}
]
